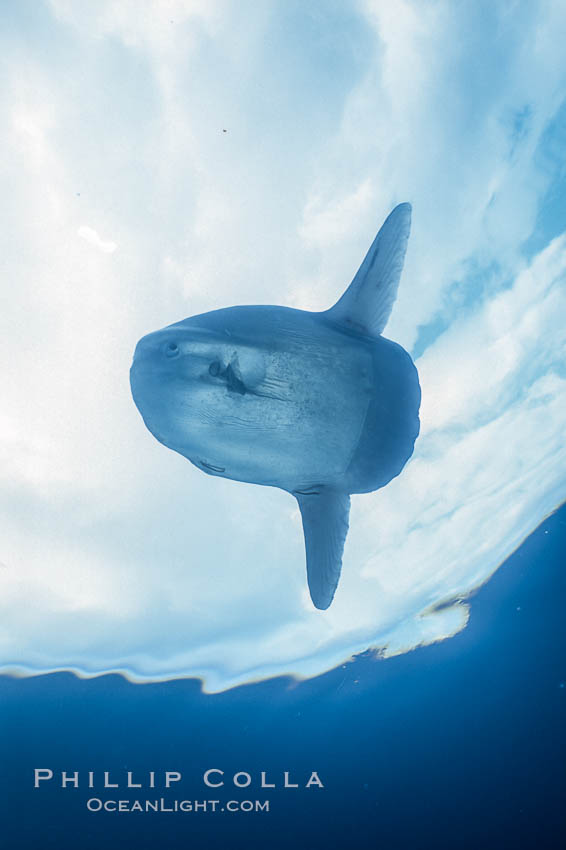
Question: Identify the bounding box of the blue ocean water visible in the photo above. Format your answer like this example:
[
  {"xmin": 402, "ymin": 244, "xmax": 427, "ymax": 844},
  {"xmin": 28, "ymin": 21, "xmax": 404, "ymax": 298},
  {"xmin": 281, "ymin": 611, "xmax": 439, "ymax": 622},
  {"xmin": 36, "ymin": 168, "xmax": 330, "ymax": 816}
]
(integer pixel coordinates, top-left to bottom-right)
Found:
[{"xmin": 1, "ymin": 505, "xmax": 565, "ymax": 850}]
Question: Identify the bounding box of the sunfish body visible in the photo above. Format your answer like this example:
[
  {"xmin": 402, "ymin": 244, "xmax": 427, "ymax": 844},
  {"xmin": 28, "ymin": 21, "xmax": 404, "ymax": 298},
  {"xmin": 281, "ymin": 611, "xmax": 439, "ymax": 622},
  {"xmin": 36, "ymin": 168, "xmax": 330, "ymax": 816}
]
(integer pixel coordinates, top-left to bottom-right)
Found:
[{"xmin": 130, "ymin": 203, "xmax": 420, "ymax": 609}]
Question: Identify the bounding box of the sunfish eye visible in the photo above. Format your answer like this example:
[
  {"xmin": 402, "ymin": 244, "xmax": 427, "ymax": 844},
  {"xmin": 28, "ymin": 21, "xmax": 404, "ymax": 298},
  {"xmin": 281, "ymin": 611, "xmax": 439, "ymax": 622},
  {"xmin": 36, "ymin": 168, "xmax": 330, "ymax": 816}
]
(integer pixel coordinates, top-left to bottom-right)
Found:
[
  {"xmin": 209, "ymin": 361, "xmax": 222, "ymax": 377},
  {"xmin": 163, "ymin": 341, "xmax": 180, "ymax": 358}
]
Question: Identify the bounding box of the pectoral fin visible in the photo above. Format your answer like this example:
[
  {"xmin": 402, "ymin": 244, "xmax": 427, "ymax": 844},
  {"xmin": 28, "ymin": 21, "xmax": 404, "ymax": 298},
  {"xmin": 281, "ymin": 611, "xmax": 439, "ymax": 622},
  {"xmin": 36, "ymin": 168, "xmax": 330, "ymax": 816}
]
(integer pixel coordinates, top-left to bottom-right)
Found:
[{"xmin": 295, "ymin": 489, "xmax": 351, "ymax": 610}]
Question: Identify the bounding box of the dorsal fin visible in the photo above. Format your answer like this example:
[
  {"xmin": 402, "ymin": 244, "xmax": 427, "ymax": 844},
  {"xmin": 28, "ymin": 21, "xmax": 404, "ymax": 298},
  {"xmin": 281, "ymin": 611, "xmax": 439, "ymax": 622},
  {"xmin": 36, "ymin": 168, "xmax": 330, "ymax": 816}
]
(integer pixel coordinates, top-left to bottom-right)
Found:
[{"xmin": 326, "ymin": 202, "xmax": 411, "ymax": 337}]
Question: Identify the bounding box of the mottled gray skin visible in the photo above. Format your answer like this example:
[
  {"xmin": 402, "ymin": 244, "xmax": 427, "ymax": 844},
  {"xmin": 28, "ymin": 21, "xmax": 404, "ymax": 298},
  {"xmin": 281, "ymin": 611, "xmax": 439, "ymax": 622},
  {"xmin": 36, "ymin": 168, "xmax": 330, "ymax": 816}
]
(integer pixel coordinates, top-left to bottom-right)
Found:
[
  {"xmin": 130, "ymin": 203, "xmax": 420, "ymax": 609},
  {"xmin": 131, "ymin": 306, "xmax": 419, "ymax": 494}
]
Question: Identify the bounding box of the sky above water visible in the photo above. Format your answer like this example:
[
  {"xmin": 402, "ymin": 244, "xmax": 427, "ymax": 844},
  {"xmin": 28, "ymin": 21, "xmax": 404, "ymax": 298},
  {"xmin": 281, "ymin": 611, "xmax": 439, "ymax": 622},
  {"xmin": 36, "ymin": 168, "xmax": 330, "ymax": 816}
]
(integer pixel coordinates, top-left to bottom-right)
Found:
[{"xmin": 1, "ymin": 0, "xmax": 566, "ymax": 690}]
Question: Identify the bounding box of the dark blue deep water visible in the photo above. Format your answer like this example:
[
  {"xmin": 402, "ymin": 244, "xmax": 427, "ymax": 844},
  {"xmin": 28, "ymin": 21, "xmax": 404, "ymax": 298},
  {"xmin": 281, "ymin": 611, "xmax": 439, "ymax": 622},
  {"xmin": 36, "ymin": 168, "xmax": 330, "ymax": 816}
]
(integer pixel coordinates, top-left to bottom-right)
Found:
[{"xmin": 1, "ymin": 505, "xmax": 565, "ymax": 850}]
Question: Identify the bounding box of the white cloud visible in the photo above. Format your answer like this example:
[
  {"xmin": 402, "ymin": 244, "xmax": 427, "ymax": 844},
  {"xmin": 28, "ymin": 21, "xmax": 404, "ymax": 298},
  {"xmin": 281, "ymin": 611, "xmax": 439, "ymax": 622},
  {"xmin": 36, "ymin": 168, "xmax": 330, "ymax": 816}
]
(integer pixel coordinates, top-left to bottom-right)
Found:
[
  {"xmin": 294, "ymin": 0, "xmax": 566, "ymax": 351},
  {"xmin": 1, "ymin": 0, "xmax": 565, "ymax": 690},
  {"xmin": 49, "ymin": 0, "xmax": 226, "ymax": 55},
  {"xmin": 300, "ymin": 179, "xmax": 375, "ymax": 248},
  {"xmin": 78, "ymin": 225, "xmax": 117, "ymax": 253}
]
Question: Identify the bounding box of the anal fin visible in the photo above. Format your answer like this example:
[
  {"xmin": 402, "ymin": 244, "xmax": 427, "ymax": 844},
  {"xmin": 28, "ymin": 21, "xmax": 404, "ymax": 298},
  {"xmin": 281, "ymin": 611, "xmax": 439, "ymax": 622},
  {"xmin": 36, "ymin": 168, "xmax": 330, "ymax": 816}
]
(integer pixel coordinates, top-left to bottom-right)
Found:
[{"xmin": 295, "ymin": 489, "xmax": 351, "ymax": 610}]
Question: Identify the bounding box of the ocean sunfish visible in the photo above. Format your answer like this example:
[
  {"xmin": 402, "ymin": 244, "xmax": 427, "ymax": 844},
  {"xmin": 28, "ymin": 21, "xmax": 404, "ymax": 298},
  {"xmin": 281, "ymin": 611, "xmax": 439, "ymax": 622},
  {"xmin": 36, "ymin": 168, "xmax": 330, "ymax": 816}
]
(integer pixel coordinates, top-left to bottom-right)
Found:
[{"xmin": 130, "ymin": 203, "xmax": 420, "ymax": 609}]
